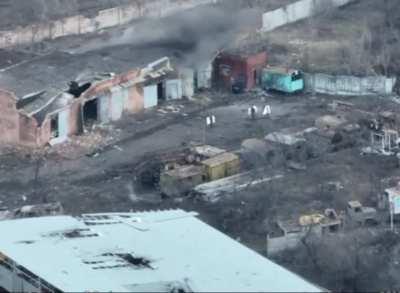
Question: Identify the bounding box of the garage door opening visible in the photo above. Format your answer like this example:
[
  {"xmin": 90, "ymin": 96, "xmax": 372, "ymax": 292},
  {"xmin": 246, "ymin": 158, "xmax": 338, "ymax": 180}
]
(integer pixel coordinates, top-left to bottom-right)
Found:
[
  {"xmin": 157, "ymin": 82, "xmax": 165, "ymax": 102},
  {"xmin": 50, "ymin": 114, "xmax": 59, "ymax": 138},
  {"xmin": 83, "ymin": 99, "xmax": 98, "ymax": 127}
]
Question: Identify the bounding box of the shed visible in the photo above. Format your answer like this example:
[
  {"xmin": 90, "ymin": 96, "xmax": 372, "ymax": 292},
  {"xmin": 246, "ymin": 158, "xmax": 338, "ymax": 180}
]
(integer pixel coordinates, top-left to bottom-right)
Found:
[
  {"xmin": 262, "ymin": 67, "xmax": 304, "ymax": 93},
  {"xmin": 202, "ymin": 152, "xmax": 240, "ymax": 181},
  {"xmin": 160, "ymin": 165, "xmax": 204, "ymax": 197},
  {"xmin": 213, "ymin": 50, "xmax": 267, "ymax": 92}
]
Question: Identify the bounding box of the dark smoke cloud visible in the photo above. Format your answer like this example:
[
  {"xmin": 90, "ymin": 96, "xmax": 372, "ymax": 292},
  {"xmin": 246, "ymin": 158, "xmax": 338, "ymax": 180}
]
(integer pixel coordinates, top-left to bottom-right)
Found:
[{"xmin": 72, "ymin": 2, "xmax": 262, "ymax": 67}]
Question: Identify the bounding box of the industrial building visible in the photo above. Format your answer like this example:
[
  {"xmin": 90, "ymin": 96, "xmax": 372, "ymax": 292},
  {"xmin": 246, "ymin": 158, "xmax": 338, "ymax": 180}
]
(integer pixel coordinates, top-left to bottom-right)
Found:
[
  {"xmin": 0, "ymin": 210, "xmax": 321, "ymax": 292},
  {"xmin": 0, "ymin": 55, "xmax": 190, "ymax": 147}
]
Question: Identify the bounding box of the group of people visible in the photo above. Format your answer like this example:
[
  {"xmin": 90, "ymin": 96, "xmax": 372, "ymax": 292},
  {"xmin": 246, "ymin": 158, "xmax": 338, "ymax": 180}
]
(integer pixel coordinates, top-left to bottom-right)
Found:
[
  {"xmin": 205, "ymin": 104, "xmax": 272, "ymax": 128},
  {"xmin": 248, "ymin": 104, "xmax": 272, "ymax": 120}
]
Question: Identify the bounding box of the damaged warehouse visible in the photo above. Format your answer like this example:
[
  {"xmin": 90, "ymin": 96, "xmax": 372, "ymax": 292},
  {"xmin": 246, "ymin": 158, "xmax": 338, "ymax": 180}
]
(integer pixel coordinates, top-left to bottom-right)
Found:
[{"xmin": 0, "ymin": 57, "xmax": 187, "ymax": 146}]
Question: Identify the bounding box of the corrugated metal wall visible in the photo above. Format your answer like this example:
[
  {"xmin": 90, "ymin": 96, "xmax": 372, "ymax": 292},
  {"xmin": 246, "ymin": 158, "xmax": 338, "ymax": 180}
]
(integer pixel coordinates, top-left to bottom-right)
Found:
[
  {"xmin": 165, "ymin": 79, "xmax": 182, "ymax": 100},
  {"xmin": 144, "ymin": 85, "xmax": 158, "ymax": 109},
  {"xmin": 98, "ymin": 95, "xmax": 110, "ymax": 123},
  {"xmin": 58, "ymin": 109, "xmax": 69, "ymax": 140},
  {"xmin": 110, "ymin": 86, "xmax": 124, "ymax": 121}
]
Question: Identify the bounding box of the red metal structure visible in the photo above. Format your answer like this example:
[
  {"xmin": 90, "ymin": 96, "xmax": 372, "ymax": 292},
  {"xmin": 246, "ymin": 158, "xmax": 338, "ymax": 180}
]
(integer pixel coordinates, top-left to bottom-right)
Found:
[{"xmin": 213, "ymin": 50, "xmax": 268, "ymax": 92}]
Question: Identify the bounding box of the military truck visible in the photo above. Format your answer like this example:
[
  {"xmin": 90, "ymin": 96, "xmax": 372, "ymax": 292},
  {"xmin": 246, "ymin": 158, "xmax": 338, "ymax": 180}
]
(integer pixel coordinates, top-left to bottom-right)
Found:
[{"xmin": 346, "ymin": 200, "xmax": 378, "ymax": 226}]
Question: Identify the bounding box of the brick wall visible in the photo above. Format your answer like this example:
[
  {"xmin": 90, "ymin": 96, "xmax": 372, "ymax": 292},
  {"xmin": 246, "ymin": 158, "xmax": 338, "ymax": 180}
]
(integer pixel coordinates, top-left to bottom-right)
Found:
[{"xmin": 0, "ymin": 90, "xmax": 20, "ymax": 144}]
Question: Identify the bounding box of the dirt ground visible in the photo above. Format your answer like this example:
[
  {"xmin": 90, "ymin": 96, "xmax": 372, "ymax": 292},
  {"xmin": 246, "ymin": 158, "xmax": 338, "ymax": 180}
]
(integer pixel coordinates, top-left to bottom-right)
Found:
[
  {"xmin": 257, "ymin": 0, "xmax": 400, "ymax": 77},
  {"xmin": 0, "ymin": 89, "xmax": 400, "ymax": 291},
  {"xmin": 1, "ymin": 1, "xmax": 400, "ymax": 291}
]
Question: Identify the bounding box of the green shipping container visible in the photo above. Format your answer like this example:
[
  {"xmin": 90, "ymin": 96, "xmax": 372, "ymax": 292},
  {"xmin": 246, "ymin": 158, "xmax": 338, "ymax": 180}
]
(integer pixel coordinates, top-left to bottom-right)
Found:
[{"xmin": 262, "ymin": 67, "xmax": 304, "ymax": 94}]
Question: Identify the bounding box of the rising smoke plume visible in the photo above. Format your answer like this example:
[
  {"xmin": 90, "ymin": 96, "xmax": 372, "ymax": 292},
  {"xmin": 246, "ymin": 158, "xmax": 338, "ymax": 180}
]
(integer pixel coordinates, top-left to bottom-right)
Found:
[{"xmin": 72, "ymin": 2, "xmax": 262, "ymax": 67}]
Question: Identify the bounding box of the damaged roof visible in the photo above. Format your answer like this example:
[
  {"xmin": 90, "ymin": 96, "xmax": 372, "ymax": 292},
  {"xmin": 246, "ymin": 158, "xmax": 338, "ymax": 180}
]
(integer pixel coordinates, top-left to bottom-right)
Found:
[
  {"xmin": 0, "ymin": 210, "xmax": 321, "ymax": 292},
  {"xmin": 0, "ymin": 46, "xmax": 179, "ymax": 99},
  {"xmin": 17, "ymin": 88, "xmax": 62, "ymax": 115}
]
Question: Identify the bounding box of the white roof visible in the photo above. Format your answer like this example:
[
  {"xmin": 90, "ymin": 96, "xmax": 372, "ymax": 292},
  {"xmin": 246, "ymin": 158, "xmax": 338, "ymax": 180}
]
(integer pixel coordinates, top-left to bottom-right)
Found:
[{"xmin": 0, "ymin": 210, "xmax": 322, "ymax": 292}]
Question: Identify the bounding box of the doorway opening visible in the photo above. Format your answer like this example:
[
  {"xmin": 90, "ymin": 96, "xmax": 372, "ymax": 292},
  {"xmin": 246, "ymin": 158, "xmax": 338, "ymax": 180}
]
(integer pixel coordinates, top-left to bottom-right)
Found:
[
  {"xmin": 50, "ymin": 115, "xmax": 59, "ymax": 138},
  {"xmin": 157, "ymin": 82, "xmax": 165, "ymax": 102},
  {"xmin": 83, "ymin": 99, "xmax": 98, "ymax": 127}
]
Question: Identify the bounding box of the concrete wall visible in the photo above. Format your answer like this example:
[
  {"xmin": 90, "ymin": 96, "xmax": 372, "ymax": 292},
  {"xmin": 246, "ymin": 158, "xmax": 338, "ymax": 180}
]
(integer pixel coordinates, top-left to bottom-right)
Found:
[
  {"xmin": 262, "ymin": 0, "xmax": 354, "ymax": 32},
  {"xmin": 304, "ymin": 73, "xmax": 397, "ymax": 96},
  {"xmin": 0, "ymin": 0, "xmax": 217, "ymax": 49}
]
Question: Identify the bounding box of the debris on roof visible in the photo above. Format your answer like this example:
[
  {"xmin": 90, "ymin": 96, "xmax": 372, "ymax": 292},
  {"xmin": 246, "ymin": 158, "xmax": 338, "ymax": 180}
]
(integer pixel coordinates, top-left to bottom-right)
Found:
[{"xmin": 0, "ymin": 210, "xmax": 321, "ymax": 292}]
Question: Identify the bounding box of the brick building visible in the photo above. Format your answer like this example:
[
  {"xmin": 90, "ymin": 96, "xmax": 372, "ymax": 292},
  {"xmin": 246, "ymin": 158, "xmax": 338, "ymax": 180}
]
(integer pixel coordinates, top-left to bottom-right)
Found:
[
  {"xmin": 0, "ymin": 56, "xmax": 187, "ymax": 147},
  {"xmin": 213, "ymin": 49, "xmax": 268, "ymax": 92}
]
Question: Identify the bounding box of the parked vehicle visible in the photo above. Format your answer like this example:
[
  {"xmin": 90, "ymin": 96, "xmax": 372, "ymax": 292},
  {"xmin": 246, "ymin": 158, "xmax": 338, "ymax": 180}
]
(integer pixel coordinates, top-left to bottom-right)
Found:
[{"xmin": 346, "ymin": 200, "xmax": 378, "ymax": 226}]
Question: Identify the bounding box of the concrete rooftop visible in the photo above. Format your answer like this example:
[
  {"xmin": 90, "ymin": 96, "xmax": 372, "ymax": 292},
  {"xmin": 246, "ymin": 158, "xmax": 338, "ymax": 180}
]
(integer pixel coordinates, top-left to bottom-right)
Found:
[{"xmin": 0, "ymin": 209, "xmax": 322, "ymax": 292}]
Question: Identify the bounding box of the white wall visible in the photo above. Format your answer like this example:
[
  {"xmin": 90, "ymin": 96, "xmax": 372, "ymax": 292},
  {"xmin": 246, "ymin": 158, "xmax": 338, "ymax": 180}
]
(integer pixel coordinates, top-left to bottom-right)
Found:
[
  {"xmin": 304, "ymin": 73, "xmax": 397, "ymax": 96},
  {"xmin": 0, "ymin": 0, "xmax": 217, "ymax": 49},
  {"xmin": 262, "ymin": 0, "xmax": 354, "ymax": 32}
]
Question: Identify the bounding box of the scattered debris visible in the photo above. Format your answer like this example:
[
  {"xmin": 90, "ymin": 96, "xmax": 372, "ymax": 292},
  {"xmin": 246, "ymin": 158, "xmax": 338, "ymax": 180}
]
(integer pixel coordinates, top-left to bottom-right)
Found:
[{"xmin": 0, "ymin": 202, "xmax": 64, "ymax": 221}]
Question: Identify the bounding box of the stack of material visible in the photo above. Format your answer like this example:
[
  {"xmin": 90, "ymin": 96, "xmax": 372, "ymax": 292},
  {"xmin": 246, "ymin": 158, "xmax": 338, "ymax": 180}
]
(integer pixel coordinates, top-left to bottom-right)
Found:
[
  {"xmin": 160, "ymin": 165, "xmax": 204, "ymax": 197},
  {"xmin": 201, "ymin": 152, "xmax": 240, "ymax": 181}
]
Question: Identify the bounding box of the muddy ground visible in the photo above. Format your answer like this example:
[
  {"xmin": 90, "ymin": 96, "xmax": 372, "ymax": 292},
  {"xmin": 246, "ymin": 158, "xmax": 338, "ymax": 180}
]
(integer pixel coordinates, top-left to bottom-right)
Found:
[
  {"xmin": 0, "ymin": 89, "xmax": 400, "ymax": 291},
  {"xmin": 1, "ymin": 1, "xmax": 400, "ymax": 291}
]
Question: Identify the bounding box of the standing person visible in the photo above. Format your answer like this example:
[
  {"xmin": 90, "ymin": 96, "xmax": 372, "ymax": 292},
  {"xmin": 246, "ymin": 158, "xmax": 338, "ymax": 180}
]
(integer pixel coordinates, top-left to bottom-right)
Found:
[
  {"xmin": 211, "ymin": 115, "xmax": 216, "ymax": 127},
  {"xmin": 251, "ymin": 104, "xmax": 258, "ymax": 120},
  {"xmin": 263, "ymin": 105, "xmax": 271, "ymax": 118},
  {"xmin": 206, "ymin": 116, "xmax": 212, "ymax": 128}
]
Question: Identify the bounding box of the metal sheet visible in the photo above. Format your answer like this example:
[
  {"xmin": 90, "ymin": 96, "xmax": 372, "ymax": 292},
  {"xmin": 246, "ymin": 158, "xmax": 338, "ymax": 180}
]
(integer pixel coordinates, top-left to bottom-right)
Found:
[
  {"xmin": 144, "ymin": 85, "xmax": 158, "ymax": 109},
  {"xmin": 98, "ymin": 95, "xmax": 110, "ymax": 123},
  {"xmin": 389, "ymin": 194, "xmax": 400, "ymax": 215},
  {"xmin": 111, "ymin": 87, "xmax": 124, "ymax": 121},
  {"xmin": 58, "ymin": 109, "xmax": 69, "ymax": 139},
  {"xmin": 50, "ymin": 109, "xmax": 69, "ymax": 145},
  {"xmin": 122, "ymin": 86, "xmax": 130, "ymax": 111},
  {"xmin": 165, "ymin": 79, "xmax": 182, "ymax": 100}
]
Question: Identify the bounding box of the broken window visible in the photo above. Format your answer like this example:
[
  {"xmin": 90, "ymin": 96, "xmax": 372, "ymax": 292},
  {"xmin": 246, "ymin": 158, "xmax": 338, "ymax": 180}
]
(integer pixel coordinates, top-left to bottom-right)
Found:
[
  {"xmin": 291, "ymin": 71, "xmax": 302, "ymax": 81},
  {"xmin": 50, "ymin": 114, "xmax": 59, "ymax": 138}
]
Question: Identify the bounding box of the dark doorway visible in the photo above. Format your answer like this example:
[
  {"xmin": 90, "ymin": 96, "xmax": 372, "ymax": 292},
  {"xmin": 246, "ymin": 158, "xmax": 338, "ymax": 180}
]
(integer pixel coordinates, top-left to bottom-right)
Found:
[
  {"xmin": 83, "ymin": 99, "xmax": 98, "ymax": 127},
  {"xmin": 157, "ymin": 82, "xmax": 165, "ymax": 102},
  {"xmin": 50, "ymin": 115, "xmax": 59, "ymax": 138},
  {"xmin": 254, "ymin": 70, "xmax": 258, "ymax": 85}
]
